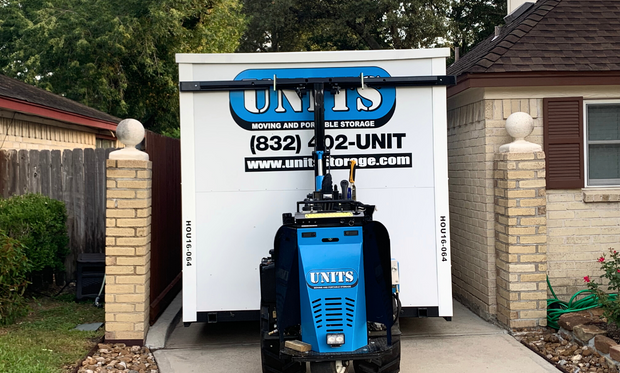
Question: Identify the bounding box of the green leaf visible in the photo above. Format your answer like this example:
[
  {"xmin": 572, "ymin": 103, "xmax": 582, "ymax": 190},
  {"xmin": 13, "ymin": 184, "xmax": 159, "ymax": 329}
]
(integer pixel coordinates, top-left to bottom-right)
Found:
[{"xmin": 0, "ymin": 0, "xmax": 245, "ymax": 134}]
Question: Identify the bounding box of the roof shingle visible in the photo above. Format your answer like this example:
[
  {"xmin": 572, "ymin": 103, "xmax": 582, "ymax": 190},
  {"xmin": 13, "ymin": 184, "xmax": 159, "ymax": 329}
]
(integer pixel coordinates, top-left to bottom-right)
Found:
[
  {"xmin": 0, "ymin": 74, "xmax": 120, "ymax": 124},
  {"xmin": 448, "ymin": 0, "xmax": 620, "ymax": 76}
]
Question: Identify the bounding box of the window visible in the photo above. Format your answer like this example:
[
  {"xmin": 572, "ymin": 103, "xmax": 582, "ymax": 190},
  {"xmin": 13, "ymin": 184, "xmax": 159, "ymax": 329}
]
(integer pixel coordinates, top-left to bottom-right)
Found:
[
  {"xmin": 96, "ymin": 137, "xmax": 116, "ymax": 149},
  {"xmin": 544, "ymin": 98, "xmax": 620, "ymax": 190},
  {"xmin": 585, "ymin": 101, "xmax": 620, "ymax": 186}
]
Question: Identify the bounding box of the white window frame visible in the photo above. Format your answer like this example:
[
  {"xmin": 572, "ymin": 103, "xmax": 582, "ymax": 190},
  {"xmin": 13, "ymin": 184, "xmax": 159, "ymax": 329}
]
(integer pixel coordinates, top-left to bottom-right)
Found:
[
  {"xmin": 96, "ymin": 138, "xmax": 116, "ymax": 149},
  {"xmin": 584, "ymin": 99, "xmax": 620, "ymax": 187}
]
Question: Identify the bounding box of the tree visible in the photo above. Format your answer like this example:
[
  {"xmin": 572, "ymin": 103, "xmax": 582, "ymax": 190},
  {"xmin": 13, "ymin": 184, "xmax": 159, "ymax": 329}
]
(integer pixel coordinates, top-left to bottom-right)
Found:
[
  {"xmin": 238, "ymin": 0, "xmax": 507, "ymax": 67},
  {"xmin": 237, "ymin": 0, "xmax": 304, "ymax": 52},
  {"xmin": 0, "ymin": 0, "xmax": 245, "ymax": 133},
  {"xmin": 238, "ymin": 0, "xmax": 450, "ymax": 52},
  {"xmin": 448, "ymin": 0, "xmax": 506, "ymax": 58}
]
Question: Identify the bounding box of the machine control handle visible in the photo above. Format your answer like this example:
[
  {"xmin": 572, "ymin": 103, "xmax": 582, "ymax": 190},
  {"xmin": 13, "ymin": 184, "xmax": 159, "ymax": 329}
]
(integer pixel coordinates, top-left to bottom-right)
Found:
[
  {"xmin": 340, "ymin": 180, "xmax": 349, "ymax": 199},
  {"xmin": 349, "ymin": 160, "xmax": 357, "ymax": 201},
  {"xmin": 349, "ymin": 160, "xmax": 356, "ymax": 183}
]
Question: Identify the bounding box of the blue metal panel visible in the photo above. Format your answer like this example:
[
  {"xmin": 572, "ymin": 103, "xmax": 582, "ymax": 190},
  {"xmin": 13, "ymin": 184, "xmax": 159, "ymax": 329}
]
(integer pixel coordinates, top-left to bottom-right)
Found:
[
  {"xmin": 298, "ymin": 227, "xmax": 367, "ymax": 353},
  {"xmin": 315, "ymin": 151, "xmax": 324, "ymax": 191}
]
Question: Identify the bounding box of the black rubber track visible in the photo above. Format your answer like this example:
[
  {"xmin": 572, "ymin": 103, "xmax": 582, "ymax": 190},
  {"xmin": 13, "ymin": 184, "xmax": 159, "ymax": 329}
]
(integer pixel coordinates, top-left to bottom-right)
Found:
[
  {"xmin": 260, "ymin": 311, "xmax": 306, "ymax": 373},
  {"xmin": 352, "ymin": 335, "xmax": 401, "ymax": 373},
  {"xmin": 310, "ymin": 361, "xmax": 336, "ymax": 373}
]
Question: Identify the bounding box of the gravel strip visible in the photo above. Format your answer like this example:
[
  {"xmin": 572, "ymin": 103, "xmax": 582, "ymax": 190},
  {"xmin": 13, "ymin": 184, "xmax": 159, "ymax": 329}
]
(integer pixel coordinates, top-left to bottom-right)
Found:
[
  {"xmin": 518, "ymin": 329, "xmax": 618, "ymax": 373},
  {"xmin": 77, "ymin": 343, "xmax": 158, "ymax": 373}
]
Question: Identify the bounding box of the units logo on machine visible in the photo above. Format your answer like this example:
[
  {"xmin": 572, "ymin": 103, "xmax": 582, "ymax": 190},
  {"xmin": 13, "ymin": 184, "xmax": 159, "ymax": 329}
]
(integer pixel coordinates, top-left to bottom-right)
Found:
[
  {"xmin": 229, "ymin": 67, "xmax": 396, "ymax": 131},
  {"xmin": 306, "ymin": 269, "xmax": 359, "ymax": 289}
]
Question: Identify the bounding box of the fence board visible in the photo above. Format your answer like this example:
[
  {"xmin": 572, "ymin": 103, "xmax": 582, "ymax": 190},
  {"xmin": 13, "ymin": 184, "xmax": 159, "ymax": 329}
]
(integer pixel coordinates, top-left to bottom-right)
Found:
[
  {"xmin": 18, "ymin": 150, "xmax": 28, "ymax": 195},
  {"xmin": 0, "ymin": 151, "xmax": 7, "ymax": 197},
  {"xmin": 84, "ymin": 148, "xmax": 96, "ymax": 253},
  {"xmin": 29, "ymin": 150, "xmax": 41, "ymax": 194},
  {"xmin": 62, "ymin": 150, "xmax": 75, "ymax": 280},
  {"xmin": 70, "ymin": 149, "xmax": 85, "ymax": 278},
  {"xmin": 40, "ymin": 150, "xmax": 51, "ymax": 197},
  {"xmin": 50, "ymin": 150, "xmax": 62, "ymax": 201},
  {"xmin": 8, "ymin": 151, "xmax": 18, "ymax": 197}
]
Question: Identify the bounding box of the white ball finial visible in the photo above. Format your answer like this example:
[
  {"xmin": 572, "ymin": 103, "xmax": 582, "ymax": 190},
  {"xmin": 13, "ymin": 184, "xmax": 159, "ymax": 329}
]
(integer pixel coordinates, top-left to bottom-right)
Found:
[
  {"xmin": 116, "ymin": 119, "xmax": 145, "ymax": 148},
  {"xmin": 109, "ymin": 119, "xmax": 149, "ymax": 160},
  {"xmin": 505, "ymin": 112, "xmax": 534, "ymax": 140},
  {"xmin": 499, "ymin": 112, "xmax": 542, "ymax": 153}
]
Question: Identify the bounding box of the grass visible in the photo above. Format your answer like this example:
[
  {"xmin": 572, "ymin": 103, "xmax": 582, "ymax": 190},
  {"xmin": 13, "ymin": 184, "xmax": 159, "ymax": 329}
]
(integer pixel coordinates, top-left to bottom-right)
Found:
[{"xmin": 0, "ymin": 294, "xmax": 105, "ymax": 373}]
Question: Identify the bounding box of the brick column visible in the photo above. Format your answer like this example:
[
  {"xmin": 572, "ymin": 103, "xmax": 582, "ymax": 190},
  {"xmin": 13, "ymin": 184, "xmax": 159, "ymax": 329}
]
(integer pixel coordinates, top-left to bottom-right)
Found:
[
  {"xmin": 105, "ymin": 158, "xmax": 152, "ymax": 344},
  {"xmin": 494, "ymin": 151, "xmax": 547, "ymax": 329}
]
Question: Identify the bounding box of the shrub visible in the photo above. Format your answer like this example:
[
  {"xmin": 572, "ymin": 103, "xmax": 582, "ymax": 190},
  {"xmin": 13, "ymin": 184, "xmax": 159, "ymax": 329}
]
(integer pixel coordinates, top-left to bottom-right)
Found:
[
  {"xmin": 0, "ymin": 230, "xmax": 31, "ymax": 325},
  {"xmin": 0, "ymin": 194, "xmax": 69, "ymax": 272},
  {"xmin": 585, "ymin": 248, "xmax": 620, "ymax": 325}
]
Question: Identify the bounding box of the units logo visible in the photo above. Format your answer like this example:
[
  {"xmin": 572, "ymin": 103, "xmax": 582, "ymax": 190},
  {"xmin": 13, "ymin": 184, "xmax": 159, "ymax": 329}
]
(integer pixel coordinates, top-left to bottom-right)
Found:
[
  {"xmin": 306, "ymin": 269, "xmax": 359, "ymax": 289},
  {"xmin": 230, "ymin": 67, "xmax": 396, "ymax": 131}
]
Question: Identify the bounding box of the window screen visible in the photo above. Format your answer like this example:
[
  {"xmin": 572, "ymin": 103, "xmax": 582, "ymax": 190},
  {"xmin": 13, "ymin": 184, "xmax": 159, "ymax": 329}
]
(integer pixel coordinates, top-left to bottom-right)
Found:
[{"xmin": 587, "ymin": 103, "xmax": 620, "ymax": 186}]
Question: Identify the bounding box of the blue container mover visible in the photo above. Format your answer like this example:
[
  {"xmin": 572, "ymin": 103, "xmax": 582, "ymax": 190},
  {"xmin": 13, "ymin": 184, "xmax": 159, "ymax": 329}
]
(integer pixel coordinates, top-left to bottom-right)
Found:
[
  {"xmin": 177, "ymin": 50, "xmax": 457, "ymax": 373},
  {"xmin": 297, "ymin": 227, "xmax": 367, "ymax": 353},
  {"xmin": 264, "ymin": 215, "xmax": 398, "ymax": 373}
]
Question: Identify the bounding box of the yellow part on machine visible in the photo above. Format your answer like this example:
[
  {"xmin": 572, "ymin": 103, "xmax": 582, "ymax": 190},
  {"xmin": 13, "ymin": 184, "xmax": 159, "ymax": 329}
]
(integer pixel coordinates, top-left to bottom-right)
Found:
[
  {"xmin": 304, "ymin": 212, "xmax": 354, "ymax": 219},
  {"xmin": 285, "ymin": 340, "xmax": 312, "ymax": 353}
]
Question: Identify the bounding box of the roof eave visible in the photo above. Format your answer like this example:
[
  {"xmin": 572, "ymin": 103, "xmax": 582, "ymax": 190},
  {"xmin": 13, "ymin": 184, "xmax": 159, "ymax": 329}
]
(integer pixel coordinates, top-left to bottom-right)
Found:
[
  {"xmin": 0, "ymin": 96, "xmax": 118, "ymax": 131},
  {"xmin": 448, "ymin": 71, "xmax": 620, "ymax": 98}
]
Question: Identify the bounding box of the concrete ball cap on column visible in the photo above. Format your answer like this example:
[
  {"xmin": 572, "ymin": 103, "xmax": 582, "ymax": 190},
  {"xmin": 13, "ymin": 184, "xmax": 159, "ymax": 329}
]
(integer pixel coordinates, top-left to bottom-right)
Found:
[
  {"xmin": 499, "ymin": 112, "xmax": 542, "ymax": 153},
  {"xmin": 109, "ymin": 118, "xmax": 149, "ymax": 160}
]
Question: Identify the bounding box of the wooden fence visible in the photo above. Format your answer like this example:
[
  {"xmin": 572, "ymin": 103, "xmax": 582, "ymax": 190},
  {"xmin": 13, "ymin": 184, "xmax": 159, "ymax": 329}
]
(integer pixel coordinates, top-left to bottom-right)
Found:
[
  {"xmin": 144, "ymin": 131, "xmax": 182, "ymax": 324},
  {"xmin": 0, "ymin": 148, "xmax": 112, "ymax": 281},
  {"xmin": 0, "ymin": 134, "xmax": 182, "ymax": 323}
]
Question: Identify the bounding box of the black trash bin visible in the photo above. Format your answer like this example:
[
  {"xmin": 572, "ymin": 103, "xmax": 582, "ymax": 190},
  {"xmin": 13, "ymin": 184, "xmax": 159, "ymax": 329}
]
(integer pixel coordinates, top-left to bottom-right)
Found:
[{"xmin": 76, "ymin": 253, "xmax": 105, "ymax": 300}]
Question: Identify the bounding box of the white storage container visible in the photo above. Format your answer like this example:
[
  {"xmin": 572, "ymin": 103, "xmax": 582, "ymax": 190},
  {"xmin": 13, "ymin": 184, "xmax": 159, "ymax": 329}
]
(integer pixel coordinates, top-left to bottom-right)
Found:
[{"xmin": 176, "ymin": 49, "xmax": 453, "ymax": 323}]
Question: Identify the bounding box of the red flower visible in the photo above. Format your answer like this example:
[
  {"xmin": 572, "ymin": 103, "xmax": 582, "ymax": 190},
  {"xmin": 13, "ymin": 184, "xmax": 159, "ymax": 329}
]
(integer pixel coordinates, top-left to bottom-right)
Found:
[
  {"xmin": 617, "ymin": 269, "xmax": 620, "ymax": 273},
  {"xmin": 599, "ymin": 257, "xmax": 605, "ymax": 262},
  {"xmin": 584, "ymin": 276, "xmax": 591, "ymax": 283}
]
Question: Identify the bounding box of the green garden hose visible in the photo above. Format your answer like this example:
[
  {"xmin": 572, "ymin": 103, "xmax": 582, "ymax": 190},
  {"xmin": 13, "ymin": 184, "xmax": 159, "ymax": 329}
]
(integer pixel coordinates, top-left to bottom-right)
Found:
[{"xmin": 546, "ymin": 275, "xmax": 619, "ymax": 329}]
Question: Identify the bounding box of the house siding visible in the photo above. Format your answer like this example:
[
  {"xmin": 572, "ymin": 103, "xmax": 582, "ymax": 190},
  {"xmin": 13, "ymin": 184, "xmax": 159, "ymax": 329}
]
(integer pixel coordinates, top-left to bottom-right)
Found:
[{"xmin": 0, "ymin": 115, "xmax": 111, "ymax": 150}]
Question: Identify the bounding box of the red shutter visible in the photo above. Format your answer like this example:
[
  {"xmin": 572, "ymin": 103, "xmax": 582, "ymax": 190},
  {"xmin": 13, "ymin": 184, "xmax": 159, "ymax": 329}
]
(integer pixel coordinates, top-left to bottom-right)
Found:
[{"xmin": 543, "ymin": 97, "xmax": 584, "ymax": 189}]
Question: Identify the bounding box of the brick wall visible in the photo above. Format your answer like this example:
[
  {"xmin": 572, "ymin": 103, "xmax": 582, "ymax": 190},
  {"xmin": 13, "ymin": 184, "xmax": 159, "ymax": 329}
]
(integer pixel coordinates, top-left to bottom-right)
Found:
[
  {"xmin": 492, "ymin": 98, "xmax": 620, "ymax": 303},
  {"xmin": 105, "ymin": 159, "xmax": 152, "ymax": 343},
  {"xmin": 449, "ymin": 90, "xmax": 620, "ymax": 326},
  {"xmin": 448, "ymin": 94, "xmax": 543, "ymax": 321},
  {"xmin": 547, "ymin": 190, "xmax": 620, "ymax": 299},
  {"xmin": 494, "ymin": 152, "xmax": 548, "ymax": 328},
  {"xmin": 447, "ymin": 99, "xmax": 497, "ymax": 319}
]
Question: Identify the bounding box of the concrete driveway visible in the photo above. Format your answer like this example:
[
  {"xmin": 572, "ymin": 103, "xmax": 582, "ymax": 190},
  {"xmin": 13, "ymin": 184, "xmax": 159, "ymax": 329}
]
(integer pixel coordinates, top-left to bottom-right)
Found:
[{"xmin": 153, "ymin": 300, "xmax": 559, "ymax": 373}]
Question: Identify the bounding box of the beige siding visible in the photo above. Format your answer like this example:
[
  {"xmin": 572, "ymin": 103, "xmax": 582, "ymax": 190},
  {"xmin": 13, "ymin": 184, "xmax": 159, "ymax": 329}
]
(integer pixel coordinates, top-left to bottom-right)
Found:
[{"xmin": 0, "ymin": 115, "xmax": 105, "ymax": 150}]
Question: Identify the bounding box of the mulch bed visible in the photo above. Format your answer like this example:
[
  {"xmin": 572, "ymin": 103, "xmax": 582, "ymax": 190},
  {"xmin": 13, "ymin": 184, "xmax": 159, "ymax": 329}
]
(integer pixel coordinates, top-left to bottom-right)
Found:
[
  {"xmin": 76, "ymin": 343, "xmax": 159, "ymax": 373},
  {"xmin": 518, "ymin": 328, "xmax": 619, "ymax": 373}
]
